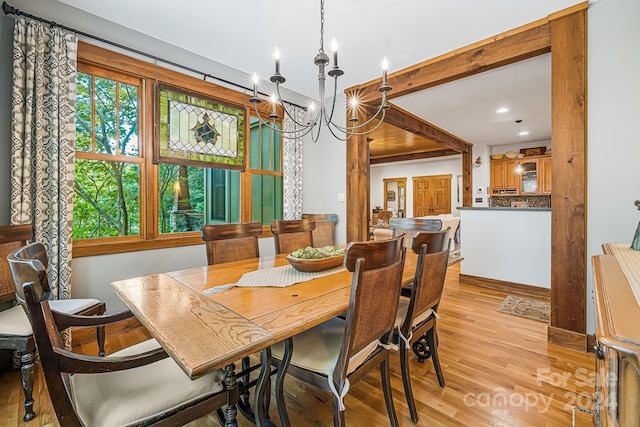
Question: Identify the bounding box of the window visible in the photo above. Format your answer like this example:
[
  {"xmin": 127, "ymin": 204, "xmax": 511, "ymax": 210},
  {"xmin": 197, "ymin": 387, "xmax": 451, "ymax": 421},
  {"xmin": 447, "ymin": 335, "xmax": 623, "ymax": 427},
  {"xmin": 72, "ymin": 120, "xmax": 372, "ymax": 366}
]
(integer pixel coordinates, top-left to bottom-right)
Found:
[
  {"xmin": 74, "ymin": 68, "xmax": 143, "ymax": 240},
  {"xmin": 72, "ymin": 43, "xmax": 283, "ymax": 256}
]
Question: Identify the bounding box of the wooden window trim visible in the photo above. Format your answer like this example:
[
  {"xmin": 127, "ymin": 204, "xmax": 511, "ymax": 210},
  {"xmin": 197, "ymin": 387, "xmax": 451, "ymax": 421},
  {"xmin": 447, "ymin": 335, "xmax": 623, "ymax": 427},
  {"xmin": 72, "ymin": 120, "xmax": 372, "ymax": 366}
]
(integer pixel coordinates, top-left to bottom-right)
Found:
[{"xmin": 74, "ymin": 42, "xmax": 281, "ymax": 257}]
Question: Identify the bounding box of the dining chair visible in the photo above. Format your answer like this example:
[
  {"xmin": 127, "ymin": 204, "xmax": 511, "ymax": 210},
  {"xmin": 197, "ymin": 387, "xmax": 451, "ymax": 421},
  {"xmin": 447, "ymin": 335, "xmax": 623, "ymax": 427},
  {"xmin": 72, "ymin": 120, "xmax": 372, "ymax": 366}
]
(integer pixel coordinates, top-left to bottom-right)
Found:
[
  {"xmin": 394, "ymin": 229, "xmax": 450, "ymax": 423},
  {"xmin": 200, "ymin": 221, "xmax": 267, "ymax": 415},
  {"xmin": 0, "ymin": 224, "xmax": 106, "ymax": 422},
  {"xmin": 377, "ymin": 209, "xmax": 393, "ymax": 226},
  {"xmin": 270, "ymin": 219, "xmax": 316, "ymax": 254},
  {"xmin": 201, "ymin": 221, "xmax": 262, "ymax": 265},
  {"xmin": 271, "ymin": 235, "xmax": 406, "ymax": 427},
  {"xmin": 301, "ymin": 213, "xmax": 338, "ymax": 247},
  {"xmin": 9, "ymin": 242, "xmax": 235, "ymax": 427}
]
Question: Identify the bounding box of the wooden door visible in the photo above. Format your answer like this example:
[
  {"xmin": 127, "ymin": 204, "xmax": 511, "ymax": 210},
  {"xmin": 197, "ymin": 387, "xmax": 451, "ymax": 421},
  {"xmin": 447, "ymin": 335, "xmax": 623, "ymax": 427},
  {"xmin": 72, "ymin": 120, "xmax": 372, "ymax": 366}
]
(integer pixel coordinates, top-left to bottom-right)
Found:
[
  {"xmin": 504, "ymin": 160, "xmax": 520, "ymax": 189},
  {"xmin": 413, "ymin": 175, "xmax": 451, "ymax": 217},
  {"xmin": 490, "ymin": 161, "xmax": 507, "ymax": 189}
]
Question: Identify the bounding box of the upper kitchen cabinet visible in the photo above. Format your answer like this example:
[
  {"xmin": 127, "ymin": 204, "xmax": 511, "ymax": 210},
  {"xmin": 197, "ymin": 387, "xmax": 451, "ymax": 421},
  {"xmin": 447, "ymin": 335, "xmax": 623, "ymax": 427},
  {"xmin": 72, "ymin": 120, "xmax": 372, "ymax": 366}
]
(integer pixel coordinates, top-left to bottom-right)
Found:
[
  {"xmin": 490, "ymin": 155, "xmax": 551, "ymax": 196},
  {"xmin": 490, "ymin": 159, "xmax": 519, "ymax": 195}
]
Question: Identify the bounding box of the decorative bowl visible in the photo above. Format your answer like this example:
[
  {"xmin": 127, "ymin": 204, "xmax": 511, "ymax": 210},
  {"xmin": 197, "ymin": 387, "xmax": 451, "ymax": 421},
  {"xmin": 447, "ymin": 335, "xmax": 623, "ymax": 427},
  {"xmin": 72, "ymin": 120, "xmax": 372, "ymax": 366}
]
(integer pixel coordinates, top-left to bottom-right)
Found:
[
  {"xmin": 286, "ymin": 254, "xmax": 344, "ymax": 272},
  {"xmin": 504, "ymin": 151, "xmax": 518, "ymax": 159},
  {"xmin": 490, "ymin": 154, "xmax": 505, "ymax": 160}
]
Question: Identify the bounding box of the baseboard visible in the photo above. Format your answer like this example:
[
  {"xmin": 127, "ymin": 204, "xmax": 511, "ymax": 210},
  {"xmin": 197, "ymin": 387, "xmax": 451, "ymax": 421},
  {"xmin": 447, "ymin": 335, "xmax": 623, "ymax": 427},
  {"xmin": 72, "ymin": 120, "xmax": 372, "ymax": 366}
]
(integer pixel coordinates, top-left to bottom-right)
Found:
[
  {"xmin": 459, "ymin": 274, "xmax": 550, "ymax": 300},
  {"xmin": 72, "ymin": 316, "xmax": 144, "ymax": 347},
  {"xmin": 548, "ymin": 325, "xmax": 588, "ymax": 352}
]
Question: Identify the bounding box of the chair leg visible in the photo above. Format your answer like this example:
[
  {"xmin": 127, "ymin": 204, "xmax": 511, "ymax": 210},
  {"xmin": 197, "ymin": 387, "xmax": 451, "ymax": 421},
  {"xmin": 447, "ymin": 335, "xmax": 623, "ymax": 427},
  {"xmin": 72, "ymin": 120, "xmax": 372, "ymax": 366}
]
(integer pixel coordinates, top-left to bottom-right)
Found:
[
  {"xmin": 96, "ymin": 325, "xmax": 106, "ymax": 357},
  {"xmin": 380, "ymin": 357, "xmax": 399, "ymax": 427},
  {"xmin": 426, "ymin": 327, "xmax": 445, "ymax": 387},
  {"xmin": 19, "ymin": 350, "xmax": 36, "ymax": 422},
  {"xmin": 274, "ymin": 338, "xmax": 292, "ymax": 427},
  {"xmin": 331, "ymin": 395, "xmax": 346, "ymax": 427},
  {"xmin": 400, "ymin": 344, "xmax": 419, "ymax": 423}
]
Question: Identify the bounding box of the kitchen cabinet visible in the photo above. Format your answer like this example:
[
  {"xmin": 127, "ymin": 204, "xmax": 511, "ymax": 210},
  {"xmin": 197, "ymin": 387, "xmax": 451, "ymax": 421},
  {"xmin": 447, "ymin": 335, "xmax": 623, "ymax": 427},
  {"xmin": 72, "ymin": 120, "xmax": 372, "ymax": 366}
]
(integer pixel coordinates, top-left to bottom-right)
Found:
[
  {"xmin": 490, "ymin": 159, "xmax": 519, "ymax": 194},
  {"xmin": 540, "ymin": 156, "xmax": 552, "ymax": 194},
  {"xmin": 490, "ymin": 155, "xmax": 551, "ymax": 196}
]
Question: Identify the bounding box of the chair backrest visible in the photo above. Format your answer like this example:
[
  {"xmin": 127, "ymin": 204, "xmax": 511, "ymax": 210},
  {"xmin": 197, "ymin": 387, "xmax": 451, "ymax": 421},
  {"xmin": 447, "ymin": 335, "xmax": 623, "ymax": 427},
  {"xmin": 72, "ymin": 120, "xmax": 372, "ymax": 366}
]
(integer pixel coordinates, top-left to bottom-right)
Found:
[
  {"xmin": 201, "ymin": 222, "xmax": 262, "ymax": 265},
  {"xmin": 301, "ymin": 213, "xmax": 338, "ymax": 247},
  {"xmin": 0, "ymin": 224, "xmax": 34, "ymax": 303},
  {"xmin": 7, "ymin": 242, "xmax": 50, "ymax": 309},
  {"xmin": 335, "ymin": 236, "xmax": 406, "ymax": 380},
  {"xmin": 390, "ymin": 217, "xmax": 442, "ymax": 248},
  {"xmin": 401, "ymin": 230, "xmax": 451, "ymax": 333},
  {"xmin": 270, "ymin": 219, "xmax": 316, "ymax": 254},
  {"xmin": 377, "ymin": 210, "xmax": 393, "ymax": 225}
]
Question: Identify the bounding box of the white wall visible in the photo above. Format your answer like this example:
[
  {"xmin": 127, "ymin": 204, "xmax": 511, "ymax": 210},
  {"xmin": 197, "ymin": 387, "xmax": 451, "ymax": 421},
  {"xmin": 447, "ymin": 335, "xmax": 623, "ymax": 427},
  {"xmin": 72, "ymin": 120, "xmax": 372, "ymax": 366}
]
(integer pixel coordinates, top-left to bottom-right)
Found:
[
  {"xmin": 302, "ymin": 94, "xmax": 347, "ymax": 245},
  {"xmin": 586, "ymin": 0, "xmax": 640, "ymax": 333},
  {"xmin": 460, "ymin": 209, "xmax": 551, "ymax": 288},
  {"xmin": 370, "ymin": 156, "xmax": 463, "ymax": 217}
]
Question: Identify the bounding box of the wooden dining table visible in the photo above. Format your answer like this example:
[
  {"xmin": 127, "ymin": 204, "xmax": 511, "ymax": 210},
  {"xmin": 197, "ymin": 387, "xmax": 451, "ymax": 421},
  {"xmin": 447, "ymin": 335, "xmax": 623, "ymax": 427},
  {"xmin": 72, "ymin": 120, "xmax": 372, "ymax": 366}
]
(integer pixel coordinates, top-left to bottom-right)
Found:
[{"xmin": 111, "ymin": 250, "xmax": 422, "ymax": 426}]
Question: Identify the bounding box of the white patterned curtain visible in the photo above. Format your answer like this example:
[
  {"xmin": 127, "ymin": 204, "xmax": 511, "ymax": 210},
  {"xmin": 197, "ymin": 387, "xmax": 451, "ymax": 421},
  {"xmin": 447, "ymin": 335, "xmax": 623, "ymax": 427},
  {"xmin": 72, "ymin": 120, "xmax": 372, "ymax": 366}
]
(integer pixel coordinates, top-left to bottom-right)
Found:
[
  {"xmin": 282, "ymin": 102, "xmax": 305, "ymax": 219},
  {"xmin": 10, "ymin": 17, "xmax": 77, "ymax": 301}
]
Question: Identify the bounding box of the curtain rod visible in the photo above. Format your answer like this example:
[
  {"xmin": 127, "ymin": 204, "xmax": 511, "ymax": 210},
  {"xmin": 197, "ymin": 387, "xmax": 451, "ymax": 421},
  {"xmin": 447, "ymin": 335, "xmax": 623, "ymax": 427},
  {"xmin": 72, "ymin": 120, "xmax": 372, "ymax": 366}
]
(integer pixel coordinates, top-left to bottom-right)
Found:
[{"xmin": 1, "ymin": 1, "xmax": 305, "ymax": 110}]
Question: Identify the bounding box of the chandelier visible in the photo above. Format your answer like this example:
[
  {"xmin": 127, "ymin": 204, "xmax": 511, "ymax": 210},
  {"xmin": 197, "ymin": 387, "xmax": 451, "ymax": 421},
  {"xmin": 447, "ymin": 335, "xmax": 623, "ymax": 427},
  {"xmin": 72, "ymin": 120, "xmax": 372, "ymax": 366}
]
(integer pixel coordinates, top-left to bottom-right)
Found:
[
  {"xmin": 514, "ymin": 120, "xmax": 524, "ymax": 174},
  {"xmin": 249, "ymin": 0, "xmax": 392, "ymax": 142}
]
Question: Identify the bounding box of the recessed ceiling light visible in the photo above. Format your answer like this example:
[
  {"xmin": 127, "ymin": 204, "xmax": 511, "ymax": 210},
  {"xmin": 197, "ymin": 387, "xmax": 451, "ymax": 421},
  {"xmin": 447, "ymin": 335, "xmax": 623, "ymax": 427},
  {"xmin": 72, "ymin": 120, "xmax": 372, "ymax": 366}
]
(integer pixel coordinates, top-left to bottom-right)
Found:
[
  {"xmin": 496, "ymin": 107, "xmax": 509, "ymax": 113},
  {"xmin": 519, "ymin": 131, "xmax": 529, "ymax": 136}
]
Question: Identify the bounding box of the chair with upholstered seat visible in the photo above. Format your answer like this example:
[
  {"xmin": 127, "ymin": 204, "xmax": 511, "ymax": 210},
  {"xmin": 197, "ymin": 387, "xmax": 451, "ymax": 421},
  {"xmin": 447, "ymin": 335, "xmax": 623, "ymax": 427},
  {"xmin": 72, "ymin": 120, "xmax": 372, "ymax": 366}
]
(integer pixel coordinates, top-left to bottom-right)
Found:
[
  {"xmin": 0, "ymin": 224, "xmax": 106, "ymax": 422},
  {"xmin": 394, "ymin": 229, "xmax": 450, "ymax": 423},
  {"xmin": 301, "ymin": 213, "xmax": 338, "ymax": 247},
  {"xmin": 270, "ymin": 219, "xmax": 316, "ymax": 254},
  {"xmin": 271, "ymin": 235, "xmax": 406, "ymax": 427},
  {"xmin": 200, "ymin": 221, "xmax": 266, "ymax": 414},
  {"xmin": 9, "ymin": 242, "xmax": 234, "ymax": 427},
  {"xmin": 201, "ymin": 222, "xmax": 262, "ymax": 264}
]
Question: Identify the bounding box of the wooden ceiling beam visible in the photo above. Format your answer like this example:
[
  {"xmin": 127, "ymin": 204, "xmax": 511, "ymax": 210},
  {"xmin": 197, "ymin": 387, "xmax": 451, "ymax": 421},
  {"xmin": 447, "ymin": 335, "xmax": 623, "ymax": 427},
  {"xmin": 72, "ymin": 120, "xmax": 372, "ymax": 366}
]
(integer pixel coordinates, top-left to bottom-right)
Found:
[
  {"xmin": 370, "ymin": 149, "xmax": 459, "ymax": 164},
  {"xmin": 349, "ymin": 20, "xmax": 551, "ymax": 103},
  {"xmin": 365, "ymin": 103, "xmax": 472, "ymax": 153}
]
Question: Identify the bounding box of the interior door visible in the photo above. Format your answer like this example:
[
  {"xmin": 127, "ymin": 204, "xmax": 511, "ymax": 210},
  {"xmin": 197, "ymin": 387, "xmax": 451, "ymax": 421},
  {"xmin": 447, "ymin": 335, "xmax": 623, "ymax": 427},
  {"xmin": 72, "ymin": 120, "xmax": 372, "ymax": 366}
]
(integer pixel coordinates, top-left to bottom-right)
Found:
[{"xmin": 413, "ymin": 174, "xmax": 451, "ymax": 217}]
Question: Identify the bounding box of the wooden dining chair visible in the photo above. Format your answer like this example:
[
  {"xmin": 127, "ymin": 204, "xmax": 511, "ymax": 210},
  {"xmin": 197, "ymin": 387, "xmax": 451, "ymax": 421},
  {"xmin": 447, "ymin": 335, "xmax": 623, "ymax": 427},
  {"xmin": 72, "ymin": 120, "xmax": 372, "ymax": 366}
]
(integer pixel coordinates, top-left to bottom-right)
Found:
[
  {"xmin": 394, "ymin": 229, "xmax": 450, "ymax": 423},
  {"xmin": 376, "ymin": 209, "xmax": 393, "ymax": 226},
  {"xmin": 201, "ymin": 221, "xmax": 262, "ymax": 265},
  {"xmin": 271, "ymin": 235, "xmax": 406, "ymax": 427},
  {"xmin": 301, "ymin": 213, "xmax": 338, "ymax": 247},
  {"xmin": 270, "ymin": 219, "xmax": 316, "ymax": 254},
  {"xmin": 9, "ymin": 242, "xmax": 235, "ymax": 427},
  {"xmin": 0, "ymin": 224, "xmax": 106, "ymax": 422}
]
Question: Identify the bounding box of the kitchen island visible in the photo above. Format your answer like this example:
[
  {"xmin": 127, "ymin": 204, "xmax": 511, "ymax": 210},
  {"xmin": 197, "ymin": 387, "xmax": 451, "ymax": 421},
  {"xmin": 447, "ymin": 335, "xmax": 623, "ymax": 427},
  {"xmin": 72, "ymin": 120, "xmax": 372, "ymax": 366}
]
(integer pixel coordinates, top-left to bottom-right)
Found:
[{"xmin": 458, "ymin": 207, "xmax": 551, "ymax": 290}]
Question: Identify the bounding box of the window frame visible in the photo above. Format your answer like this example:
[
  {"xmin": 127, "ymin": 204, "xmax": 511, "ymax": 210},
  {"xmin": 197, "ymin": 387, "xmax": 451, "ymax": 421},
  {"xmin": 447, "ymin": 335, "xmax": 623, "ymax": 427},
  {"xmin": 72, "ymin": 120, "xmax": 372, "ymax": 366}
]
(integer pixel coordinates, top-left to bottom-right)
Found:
[{"xmin": 73, "ymin": 42, "xmax": 282, "ymax": 257}]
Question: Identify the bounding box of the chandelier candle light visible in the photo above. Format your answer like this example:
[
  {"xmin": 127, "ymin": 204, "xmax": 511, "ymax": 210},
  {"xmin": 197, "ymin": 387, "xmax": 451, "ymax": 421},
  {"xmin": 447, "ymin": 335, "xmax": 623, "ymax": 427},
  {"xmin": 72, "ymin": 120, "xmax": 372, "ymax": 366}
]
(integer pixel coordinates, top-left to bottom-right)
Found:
[{"xmin": 249, "ymin": 0, "xmax": 392, "ymax": 142}]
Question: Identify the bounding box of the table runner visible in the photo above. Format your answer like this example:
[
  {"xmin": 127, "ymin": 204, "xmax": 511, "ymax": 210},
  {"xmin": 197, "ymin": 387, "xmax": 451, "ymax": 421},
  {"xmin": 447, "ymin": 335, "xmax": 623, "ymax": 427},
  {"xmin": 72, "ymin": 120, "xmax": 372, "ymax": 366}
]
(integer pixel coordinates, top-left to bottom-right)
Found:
[
  {"xmin": 203, "ymin": 264, "xmax": 347, "ymax": 295},
  {"xmin": 606, "ymin": 243, "xmax": 640, "ymax": 306}
]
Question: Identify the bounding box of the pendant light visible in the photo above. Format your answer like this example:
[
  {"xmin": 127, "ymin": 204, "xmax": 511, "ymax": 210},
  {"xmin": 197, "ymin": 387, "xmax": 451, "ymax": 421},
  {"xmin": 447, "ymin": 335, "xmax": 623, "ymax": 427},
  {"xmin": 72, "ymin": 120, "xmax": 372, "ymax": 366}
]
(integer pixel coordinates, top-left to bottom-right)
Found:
[{"xmin": 514, "ymin": 120, "xmax": 524, "ymax": 175}]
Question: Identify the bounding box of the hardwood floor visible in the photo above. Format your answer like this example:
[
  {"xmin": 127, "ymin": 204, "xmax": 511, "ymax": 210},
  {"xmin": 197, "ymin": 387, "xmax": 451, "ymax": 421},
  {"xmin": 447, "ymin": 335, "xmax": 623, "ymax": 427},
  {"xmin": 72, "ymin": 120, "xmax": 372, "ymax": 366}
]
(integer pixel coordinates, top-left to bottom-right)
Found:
[{"xmin": 0, "ymin": 264, "xmax": 596, "ymax": 426}]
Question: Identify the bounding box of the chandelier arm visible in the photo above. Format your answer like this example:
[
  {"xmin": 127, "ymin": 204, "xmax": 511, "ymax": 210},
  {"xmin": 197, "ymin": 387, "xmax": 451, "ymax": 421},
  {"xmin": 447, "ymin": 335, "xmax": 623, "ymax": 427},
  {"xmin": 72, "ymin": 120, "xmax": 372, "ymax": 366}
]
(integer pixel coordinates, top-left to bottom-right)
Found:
[
  {"xmin": 330, "ymin": 104, "xmax": 386, "ymax": 132},
  {"xmin": 251, "ymin": 102, "xmax": 318, "ymax": 139},
  {"xmin": 320, "ymin": 76, "xmax": 340, "ymax": 126},
  {"xmin": 275, "ymin": 84, "xmax": 317, "ymax": 129},
  {"xmin": 333, "ymin": 109, "xmax": 388, "ymax": 136}
]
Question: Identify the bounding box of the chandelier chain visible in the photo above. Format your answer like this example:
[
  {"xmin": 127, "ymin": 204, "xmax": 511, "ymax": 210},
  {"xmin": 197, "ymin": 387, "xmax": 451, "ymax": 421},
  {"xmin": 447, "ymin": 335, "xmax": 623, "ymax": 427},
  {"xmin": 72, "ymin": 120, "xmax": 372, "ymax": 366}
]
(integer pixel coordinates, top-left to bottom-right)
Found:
[{"xmin": 320, "ymin": 0, "xmax": 325, "ymax": 53}]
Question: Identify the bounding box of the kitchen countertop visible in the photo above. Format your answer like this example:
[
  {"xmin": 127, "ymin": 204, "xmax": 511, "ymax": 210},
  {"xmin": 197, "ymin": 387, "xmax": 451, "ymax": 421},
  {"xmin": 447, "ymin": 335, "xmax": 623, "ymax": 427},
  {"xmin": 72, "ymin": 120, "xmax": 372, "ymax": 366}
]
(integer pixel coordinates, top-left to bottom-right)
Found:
[{"xmin": 458, "ymin": 207, "xmax": 551, "ymax": 212}]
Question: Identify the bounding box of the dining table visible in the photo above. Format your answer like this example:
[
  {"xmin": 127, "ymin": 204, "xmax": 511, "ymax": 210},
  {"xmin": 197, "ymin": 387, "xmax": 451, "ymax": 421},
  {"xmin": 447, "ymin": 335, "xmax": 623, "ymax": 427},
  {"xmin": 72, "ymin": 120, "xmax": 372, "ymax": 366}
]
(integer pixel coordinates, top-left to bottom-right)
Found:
[{"xmin": 111, "ymin": 250, "xmax": 425, "ymax": 427}]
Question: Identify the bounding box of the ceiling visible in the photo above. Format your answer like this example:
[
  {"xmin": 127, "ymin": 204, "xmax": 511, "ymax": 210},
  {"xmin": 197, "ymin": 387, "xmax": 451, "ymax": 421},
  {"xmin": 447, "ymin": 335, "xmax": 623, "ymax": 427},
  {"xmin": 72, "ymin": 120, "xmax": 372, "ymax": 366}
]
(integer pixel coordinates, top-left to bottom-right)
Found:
[{"xmin": 53, "ymin": 0, "xmax": 577, "ymax": 155}]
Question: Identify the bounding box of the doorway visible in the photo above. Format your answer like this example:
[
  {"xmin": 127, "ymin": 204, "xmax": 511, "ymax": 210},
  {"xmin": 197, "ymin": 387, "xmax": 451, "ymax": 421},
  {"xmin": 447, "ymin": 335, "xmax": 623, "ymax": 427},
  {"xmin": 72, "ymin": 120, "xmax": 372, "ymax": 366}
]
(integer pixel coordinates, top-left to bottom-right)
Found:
[
  {"xmin": 412, "ymin": 174, "xmax": 451, "ymax": 217},
  {"xmin": 383, "ymin": 177, "xmax": 406, "ymax": 216}
]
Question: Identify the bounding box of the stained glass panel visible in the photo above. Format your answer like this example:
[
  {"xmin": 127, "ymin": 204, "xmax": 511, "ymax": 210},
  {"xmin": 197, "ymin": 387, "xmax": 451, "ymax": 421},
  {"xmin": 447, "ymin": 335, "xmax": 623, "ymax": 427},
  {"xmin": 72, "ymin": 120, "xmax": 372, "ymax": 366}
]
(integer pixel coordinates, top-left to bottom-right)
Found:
[{"xmin": 157, "ymin": 85, "xmax": 245, "ymax": 170}]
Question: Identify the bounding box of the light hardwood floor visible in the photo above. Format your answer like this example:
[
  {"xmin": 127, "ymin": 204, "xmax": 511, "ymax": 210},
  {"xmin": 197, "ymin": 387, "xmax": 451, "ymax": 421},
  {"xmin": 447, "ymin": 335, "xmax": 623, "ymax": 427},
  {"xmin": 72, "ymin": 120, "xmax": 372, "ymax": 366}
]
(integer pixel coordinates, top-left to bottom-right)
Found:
[{"xmin": 0, "ymin": 264, "xmax": 596, "ymax": 426}]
